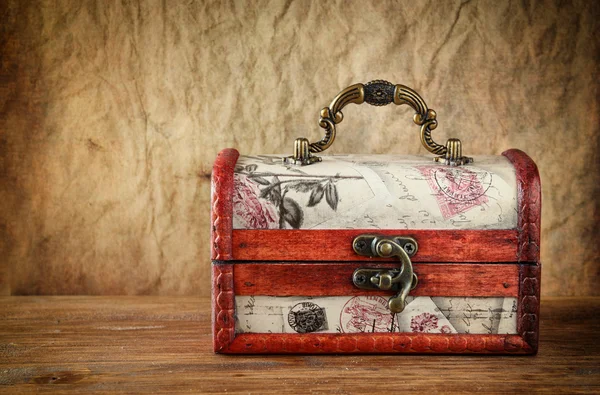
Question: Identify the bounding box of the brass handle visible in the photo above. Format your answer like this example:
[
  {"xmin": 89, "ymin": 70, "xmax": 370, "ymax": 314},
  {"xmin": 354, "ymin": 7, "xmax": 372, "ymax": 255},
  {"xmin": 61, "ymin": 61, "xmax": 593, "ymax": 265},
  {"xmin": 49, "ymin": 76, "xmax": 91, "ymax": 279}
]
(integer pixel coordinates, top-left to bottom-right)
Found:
[
  {"xmin": 352, "ymin": 235, "xmax": 418, "ymax": 314},
  {"xmin": 283, "ymin": 80, "xmax": 472, "ymax": 166},
  {"xmin": 311, "ymin": 80, "xmax": 443, "ymax": 156}
]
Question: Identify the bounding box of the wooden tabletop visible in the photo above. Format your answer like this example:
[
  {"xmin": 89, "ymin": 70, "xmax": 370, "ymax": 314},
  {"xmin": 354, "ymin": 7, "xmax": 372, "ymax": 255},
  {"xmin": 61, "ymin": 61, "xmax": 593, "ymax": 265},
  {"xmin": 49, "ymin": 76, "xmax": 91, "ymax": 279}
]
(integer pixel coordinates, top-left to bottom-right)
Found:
[{"xmin": 1, "ymin": 297, "xmax": 599, "ymax": 393}]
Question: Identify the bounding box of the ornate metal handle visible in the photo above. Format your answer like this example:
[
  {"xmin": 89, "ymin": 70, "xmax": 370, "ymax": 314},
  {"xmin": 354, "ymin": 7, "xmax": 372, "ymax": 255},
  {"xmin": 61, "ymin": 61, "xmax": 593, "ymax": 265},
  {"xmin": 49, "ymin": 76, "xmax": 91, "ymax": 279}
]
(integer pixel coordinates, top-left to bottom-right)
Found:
[
  {"xmin": 312, "ymin": 80, "xmax": 443, "ymax": 155},
  {"xmin": 283, "ymin": 80, "xmax": 472, "ymax": 166}
]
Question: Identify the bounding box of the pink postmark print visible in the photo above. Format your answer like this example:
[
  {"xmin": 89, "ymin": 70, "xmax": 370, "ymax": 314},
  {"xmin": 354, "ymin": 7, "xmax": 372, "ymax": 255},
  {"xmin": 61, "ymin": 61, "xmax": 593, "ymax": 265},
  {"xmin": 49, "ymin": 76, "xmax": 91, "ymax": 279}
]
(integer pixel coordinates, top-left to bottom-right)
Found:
[
  {"xmin": 417, "ymin": 166, "xmax": 492, "ymax": 219},
  {"xmin": 232, "ymin": 174, "xmax": 280, "ymax": 229},
  {"xmin": 340, "ymin": 296, "xmax": 394, "ymax": 333},
  {"xmin": 410, "ymin": 312, "xmax": 439, "ymax": 333}
]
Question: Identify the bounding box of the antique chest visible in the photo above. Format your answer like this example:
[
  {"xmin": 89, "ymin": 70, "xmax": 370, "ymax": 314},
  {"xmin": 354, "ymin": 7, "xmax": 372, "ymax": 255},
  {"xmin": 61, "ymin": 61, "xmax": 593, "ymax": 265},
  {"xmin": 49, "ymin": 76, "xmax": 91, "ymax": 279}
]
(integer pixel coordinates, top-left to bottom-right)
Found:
[{"xmin": 211, "ymin": 80, "xmax": 541, "ymax": 354}]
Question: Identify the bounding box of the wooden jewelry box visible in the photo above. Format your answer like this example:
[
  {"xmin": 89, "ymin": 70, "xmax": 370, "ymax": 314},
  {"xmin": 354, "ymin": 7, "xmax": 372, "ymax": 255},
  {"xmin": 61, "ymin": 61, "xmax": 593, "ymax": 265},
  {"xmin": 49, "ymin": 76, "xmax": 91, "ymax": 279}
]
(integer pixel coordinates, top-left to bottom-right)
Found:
[{"xmin": 211, "ymin": 80, "xmax": 541, "ymax": 354}]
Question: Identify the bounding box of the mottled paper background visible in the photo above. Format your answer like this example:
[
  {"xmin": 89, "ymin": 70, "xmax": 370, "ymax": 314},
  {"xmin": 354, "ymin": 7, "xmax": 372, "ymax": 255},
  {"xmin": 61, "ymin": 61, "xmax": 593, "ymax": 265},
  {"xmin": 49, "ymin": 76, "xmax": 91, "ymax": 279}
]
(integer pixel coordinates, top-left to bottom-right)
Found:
[{"xmin": 1, "ymin": 0, "xmax": 598, "ymax": 296}]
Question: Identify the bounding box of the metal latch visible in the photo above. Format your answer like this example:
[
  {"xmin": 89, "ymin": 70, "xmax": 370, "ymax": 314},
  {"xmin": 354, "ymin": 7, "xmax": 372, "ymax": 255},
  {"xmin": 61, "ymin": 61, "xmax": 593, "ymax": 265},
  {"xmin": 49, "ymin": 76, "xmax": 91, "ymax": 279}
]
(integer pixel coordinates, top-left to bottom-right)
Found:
[{"xmin": 352, "ymin": 235, "xmax": 418, "ymax": 314}]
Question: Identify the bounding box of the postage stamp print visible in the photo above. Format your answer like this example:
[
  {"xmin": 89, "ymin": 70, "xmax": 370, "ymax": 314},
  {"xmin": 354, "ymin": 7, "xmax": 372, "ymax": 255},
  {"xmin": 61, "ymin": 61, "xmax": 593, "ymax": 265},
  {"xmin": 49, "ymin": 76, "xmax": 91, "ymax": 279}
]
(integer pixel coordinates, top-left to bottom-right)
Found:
[
  {"xmin": 287, "ymin": 302, "xmax": 328, "ymax": 333},
  {"xmin": 417, "ymin": 166, "xmax": 492, "ymax": 219},
  {"xmin": 339, "ymin": 296, "xmax": 395, "ymax": 333}
]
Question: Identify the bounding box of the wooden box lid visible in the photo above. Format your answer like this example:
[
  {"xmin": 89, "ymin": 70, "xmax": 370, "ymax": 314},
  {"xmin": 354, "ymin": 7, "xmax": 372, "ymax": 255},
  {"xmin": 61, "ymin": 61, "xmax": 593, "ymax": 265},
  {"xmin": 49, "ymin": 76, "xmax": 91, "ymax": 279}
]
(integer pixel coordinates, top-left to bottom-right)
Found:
[{"xmin": 211, "ymin": 149, "xmax": 540, "ymax": 263}]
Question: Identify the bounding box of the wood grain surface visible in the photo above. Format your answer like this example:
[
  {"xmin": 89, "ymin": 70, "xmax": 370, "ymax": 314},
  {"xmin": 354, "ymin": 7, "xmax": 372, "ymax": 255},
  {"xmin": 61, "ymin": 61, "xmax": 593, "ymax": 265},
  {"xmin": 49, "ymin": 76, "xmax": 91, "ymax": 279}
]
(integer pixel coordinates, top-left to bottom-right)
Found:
[
  {"xmin": 231, "ymin": 230, "xmax": 519, "ymax": 262},
  {"xmin": 232, "ymin": 262, "xmax": 520, "ymax": 297},
  {"xmin": 1, "ymin": 296, "xmax": 599, "ymax": 393}
]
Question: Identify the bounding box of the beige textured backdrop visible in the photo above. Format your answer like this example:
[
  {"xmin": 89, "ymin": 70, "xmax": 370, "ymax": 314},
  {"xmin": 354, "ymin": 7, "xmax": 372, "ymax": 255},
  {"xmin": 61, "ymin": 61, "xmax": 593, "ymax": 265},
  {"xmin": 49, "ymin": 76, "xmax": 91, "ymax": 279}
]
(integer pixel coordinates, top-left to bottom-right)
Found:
[{"xmin": 1, "ymin": 0, "xmax": 598, "ymax": 296}]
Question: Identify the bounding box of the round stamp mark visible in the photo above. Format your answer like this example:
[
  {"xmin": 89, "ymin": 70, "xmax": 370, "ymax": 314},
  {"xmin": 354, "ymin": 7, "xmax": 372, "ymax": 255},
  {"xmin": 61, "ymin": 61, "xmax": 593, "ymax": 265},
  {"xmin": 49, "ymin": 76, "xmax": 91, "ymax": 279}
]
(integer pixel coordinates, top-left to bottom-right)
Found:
[
  {"xmin": 287, "ymin": 302, "xmax": 328, "ymax": 333},
  {"xmin": 339, "ymin": 296, "xmax": 395, "ymax": 333},
  {"xmin": 433, "ymin": 168, "xmax": 492, "ymax": 202}
]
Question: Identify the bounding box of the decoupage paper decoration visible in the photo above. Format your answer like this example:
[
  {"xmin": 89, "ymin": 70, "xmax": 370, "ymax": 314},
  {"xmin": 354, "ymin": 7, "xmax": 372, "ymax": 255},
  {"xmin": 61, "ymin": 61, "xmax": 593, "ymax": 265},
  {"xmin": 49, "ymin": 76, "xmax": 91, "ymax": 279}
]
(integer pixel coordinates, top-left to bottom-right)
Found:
[
  {"xmin": 235, "ymin": 295, "xmax": 518, "ymax": 335},
  {"xmin": 233, "ymin": 155, "xmax": 517, "ymax": 230}
]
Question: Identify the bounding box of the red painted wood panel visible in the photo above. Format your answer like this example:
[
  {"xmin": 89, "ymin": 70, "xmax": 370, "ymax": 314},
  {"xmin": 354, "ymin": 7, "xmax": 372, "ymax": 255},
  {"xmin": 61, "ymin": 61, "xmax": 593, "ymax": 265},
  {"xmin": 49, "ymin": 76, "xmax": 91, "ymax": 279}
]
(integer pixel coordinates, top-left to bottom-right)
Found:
[
  {"xmin": 231, "ymin": 229, "xmax": 518, "ymax": 262},
  {"xmin": 233, "ymin": 263, "xmax": 519, "ymax": 297}
]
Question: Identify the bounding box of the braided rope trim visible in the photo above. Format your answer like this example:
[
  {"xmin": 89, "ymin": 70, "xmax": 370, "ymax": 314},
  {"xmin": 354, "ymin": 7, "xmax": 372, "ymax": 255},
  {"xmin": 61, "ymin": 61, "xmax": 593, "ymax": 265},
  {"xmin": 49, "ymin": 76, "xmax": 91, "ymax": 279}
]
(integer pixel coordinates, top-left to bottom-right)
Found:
[
  {"xmin": 212, "ymin": 263, "xmax": 235, "ymax": 352},
  {"xmin": 211, "ymin": 148, "xmax": 239, "ymax": 260},
  {"xmin": 502, "ymin": 149, "xmax": 541, "ymax": 263},
  {"xmin": 221, "ymin": 333, "xmax": 533, "ymax": 354}
]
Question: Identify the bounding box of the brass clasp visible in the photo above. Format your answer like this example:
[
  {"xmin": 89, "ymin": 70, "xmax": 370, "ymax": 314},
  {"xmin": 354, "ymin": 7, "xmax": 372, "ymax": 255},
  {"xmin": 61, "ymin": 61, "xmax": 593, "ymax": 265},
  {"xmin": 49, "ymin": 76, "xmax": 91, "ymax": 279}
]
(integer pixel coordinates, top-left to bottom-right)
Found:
[{"xmin": 352, "ymin": 235, "xmax": 418, "ymax": 314}]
